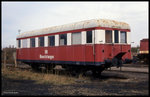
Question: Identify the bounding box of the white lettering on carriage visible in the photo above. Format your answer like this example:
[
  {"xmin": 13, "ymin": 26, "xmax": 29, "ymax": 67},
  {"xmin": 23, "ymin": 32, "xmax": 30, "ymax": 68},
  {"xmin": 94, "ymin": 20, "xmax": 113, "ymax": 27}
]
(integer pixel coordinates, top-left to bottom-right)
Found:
[{"xmin": 39, "ymin": 54, "xmax": 54, "ymax": 60}]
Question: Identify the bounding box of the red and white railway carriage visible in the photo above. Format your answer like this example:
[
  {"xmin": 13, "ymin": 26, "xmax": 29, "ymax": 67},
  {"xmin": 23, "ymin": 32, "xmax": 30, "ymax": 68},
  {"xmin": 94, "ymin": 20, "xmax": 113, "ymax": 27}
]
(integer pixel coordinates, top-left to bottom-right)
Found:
[{"xmin": 16, "ymin": 19, "xmax": 131, "ymax": 74}]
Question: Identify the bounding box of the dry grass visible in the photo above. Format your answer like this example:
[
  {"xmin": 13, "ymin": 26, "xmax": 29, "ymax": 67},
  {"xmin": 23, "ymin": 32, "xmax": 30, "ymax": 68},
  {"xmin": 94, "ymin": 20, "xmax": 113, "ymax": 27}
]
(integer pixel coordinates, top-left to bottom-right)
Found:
[{"xmin": 2, "ymin": 66, "xmax": 77, "ymax": 85}]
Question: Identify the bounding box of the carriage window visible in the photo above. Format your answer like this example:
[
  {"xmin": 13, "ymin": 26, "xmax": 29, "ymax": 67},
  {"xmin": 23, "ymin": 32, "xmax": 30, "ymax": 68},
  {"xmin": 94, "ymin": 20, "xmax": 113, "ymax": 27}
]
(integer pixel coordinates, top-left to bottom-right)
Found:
[
  {"xmin": 105, "ymin": 30, "xmax": 112, "ymax": 43},
  {"xmin": 48, "ymin": 36, "xmax": 55, "ymax": 46},
  {"xmin": 39, "ymin": 37, "xmax": 44, "ymax": 47},
  {"xmin": 30, "ymin": 38, "xmax": 35, "ymax": 47},
  {"xmin": 120, "ymin": 31, "xmax": 127, "ymax": 43},
  {"xmin": 22, "ymin": 39, "xmax": 27, "ymax": 48},
  {"xmin": 59, "ymin": 34, "xmax": 67, "ymax": 46},
  {"xmin": 114, "ymin": 30, "xmax": 119, "ymax": 43},
  {"xmin": 18, "ymin": 40, "xmax": 21, "ymax": 48},
  {"xmin": 72, "ymin": 32, "xmax": 81, "ymax": 45},
  {"xmin": 86, "ymin": 31, "xmax": 92, "ymax": 43}
]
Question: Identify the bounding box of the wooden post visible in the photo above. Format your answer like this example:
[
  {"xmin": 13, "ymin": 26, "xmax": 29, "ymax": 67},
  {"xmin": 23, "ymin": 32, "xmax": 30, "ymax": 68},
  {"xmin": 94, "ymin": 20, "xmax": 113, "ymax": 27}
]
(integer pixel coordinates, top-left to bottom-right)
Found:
[{"xmin": 13, "ymin": 52, "xmax": 17, "ymax": 68}]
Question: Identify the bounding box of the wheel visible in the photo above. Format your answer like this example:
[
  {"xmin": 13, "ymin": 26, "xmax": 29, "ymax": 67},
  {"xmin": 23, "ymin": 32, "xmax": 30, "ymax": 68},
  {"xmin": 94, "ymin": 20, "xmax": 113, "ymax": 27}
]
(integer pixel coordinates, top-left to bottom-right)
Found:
[
  {"xmin": 45, "ymin": 64, "xmax": 55, "ymax": 73},
  {"xmin": 31, "ymin": 64, "xmax": 40, "ymax": 72},
  {"xmin": 92, "ymin": 70, "xmax": 102, "ymax": 78},
  {"xmin": 117, "ymin": 60, "xmax": 123, "ymax": 68}
]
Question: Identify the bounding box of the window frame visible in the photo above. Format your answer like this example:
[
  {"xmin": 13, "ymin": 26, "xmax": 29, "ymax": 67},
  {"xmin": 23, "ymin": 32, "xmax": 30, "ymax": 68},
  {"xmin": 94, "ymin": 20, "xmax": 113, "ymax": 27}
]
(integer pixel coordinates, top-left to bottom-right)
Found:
[
  {"xmin": 114, "ymin": 30, "xmax": 119, "ymax": 43},
  {"xmin": 39, "ymin": 37, "xmax": 44, "ymax": 47},
  {"xmin": 18, "ymin": 40, "xmax": 21, "ymax": 48},
  {"xmin": 72, "ymin": 32, "xmax": 81, "ymax": 45},
  {"xmin": 120, "ymin": 31, "xmax": 127, "ymax": 43},
  {"xmin": 59, "ymin": 34, "xmax": 67, "ymax": 46},
  {"xmin": 105, "ymin": 30, "xmax": 112, "ymax": 43},
  {"xmin": 48, "ymin": 35, "xmax": 55, "ymax": 46},
  {"xmin": 86, "ymin": 30, "xmax": 93, "ymax": 44},
  {"xmin": 22, "ymin": 39, "xmax": 28, "ymax": 48},
  {"xmin": 30, "ymin": 38, "xmax": 35, "ymax": 48}
]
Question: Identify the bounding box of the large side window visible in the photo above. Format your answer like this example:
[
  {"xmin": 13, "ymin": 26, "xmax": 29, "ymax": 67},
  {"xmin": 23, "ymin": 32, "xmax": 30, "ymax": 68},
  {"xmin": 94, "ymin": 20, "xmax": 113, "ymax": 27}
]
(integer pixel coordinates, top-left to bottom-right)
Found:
[
  {"xmin": 72, "ymin": 32, "xmax": 81, "ymax": 45},
  {"xmin": 22, "ymin": 39, "xmax": 27, "ymax": 48},
  {"xmin": 48, "ymin": 36, "xmax": 55, "ymax": 46},
  {"xmin": 59, "ymin": 34, "xmax": 67, "ymax": 46},
  {"xmin": 105, "ymin": 30, "xmax": 112, "ymax": 43},
  {"xmin": 120, "ymin": 31, "xmax": 127, "ymax": 43},
  {"xmin": 30, "ymin": 38, "xmax": 35, "ymax": 47},
  {"xmin": 114, "ymin": 30, "xmax": 119, "ymax": 43},
  {"xmin": 86, "ymin": 31, "xmax": 92, "ymax": 43},
  {"xmin": 18, "ymin": 40, "xmax": 21, "ymax": 48},
  {"xmin": 39, "ymin": 37, "xmax": 44, "ymax": 47}
]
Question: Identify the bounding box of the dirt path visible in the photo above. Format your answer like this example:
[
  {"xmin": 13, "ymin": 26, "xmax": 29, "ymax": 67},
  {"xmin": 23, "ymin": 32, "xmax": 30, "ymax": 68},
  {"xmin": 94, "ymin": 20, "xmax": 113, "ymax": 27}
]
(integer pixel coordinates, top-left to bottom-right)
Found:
[{"xmin": 2, "ymin": 64, "xmax": 149, "ymax": 96}]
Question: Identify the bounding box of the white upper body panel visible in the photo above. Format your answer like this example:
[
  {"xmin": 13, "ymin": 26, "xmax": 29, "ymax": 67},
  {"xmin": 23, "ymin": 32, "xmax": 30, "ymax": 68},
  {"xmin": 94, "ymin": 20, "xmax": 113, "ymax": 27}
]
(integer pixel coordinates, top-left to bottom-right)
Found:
[{"xmin": 17, "ymin": 19, "xmax": 130, "ymax": 39}]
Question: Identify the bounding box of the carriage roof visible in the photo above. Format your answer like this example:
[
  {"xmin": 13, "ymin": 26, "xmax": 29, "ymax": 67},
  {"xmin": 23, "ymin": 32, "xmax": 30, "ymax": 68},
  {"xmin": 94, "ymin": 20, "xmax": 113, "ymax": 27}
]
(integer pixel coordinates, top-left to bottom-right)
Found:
[{"xmin": 17, "ymin": 19, "xmax": 130, "ymax": 39}]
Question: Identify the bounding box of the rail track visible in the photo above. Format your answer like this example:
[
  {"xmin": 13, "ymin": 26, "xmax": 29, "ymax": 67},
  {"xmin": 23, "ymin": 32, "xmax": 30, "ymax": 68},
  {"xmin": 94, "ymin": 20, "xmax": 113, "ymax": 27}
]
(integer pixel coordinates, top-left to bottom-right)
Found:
[{"xmin": 3, "ymin": 63, "xmax": 148, "ymax": 79}]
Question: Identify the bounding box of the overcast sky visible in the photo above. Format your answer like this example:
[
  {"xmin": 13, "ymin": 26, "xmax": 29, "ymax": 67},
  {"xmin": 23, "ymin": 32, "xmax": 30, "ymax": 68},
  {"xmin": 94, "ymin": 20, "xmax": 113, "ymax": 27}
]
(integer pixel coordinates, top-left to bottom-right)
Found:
[{"xmin": 2, "ymin": 1, "xmax": 149, "ymax": 48}]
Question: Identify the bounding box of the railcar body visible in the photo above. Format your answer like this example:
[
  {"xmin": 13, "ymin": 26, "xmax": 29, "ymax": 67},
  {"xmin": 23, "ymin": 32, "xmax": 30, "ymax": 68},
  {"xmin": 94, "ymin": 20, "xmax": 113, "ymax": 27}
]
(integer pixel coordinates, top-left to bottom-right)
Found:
[
  {"xmin": 137, "ymin": 39, "xmax": 149, "ymax": 64},
  {"xmin": 139, "ymin": 39, "xmax": 149, "ymax": 54},
  {"xmin": 16, "ymin": 19, "xmax": 131, "ymax": 75}
]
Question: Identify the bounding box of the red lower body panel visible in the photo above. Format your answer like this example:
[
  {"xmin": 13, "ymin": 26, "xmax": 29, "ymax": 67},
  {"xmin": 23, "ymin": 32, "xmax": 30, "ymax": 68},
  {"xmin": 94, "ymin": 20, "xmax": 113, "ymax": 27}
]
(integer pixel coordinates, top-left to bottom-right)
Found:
[{"xmin": 17, "ymin": 44, "xmax": 131, "ymax": 65}]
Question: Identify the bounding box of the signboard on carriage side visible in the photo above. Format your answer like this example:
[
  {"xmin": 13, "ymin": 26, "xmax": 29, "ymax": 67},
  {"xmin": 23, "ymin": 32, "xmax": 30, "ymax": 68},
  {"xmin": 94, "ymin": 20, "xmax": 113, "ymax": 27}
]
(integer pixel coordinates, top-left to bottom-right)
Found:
[{"xmin": 39, "ymin": 50, "xmax": 54, "ymax": 60}]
